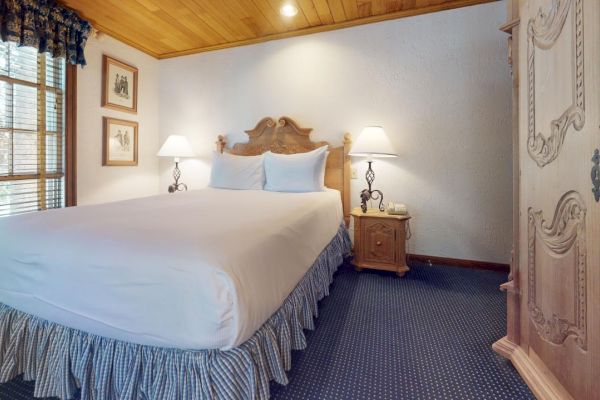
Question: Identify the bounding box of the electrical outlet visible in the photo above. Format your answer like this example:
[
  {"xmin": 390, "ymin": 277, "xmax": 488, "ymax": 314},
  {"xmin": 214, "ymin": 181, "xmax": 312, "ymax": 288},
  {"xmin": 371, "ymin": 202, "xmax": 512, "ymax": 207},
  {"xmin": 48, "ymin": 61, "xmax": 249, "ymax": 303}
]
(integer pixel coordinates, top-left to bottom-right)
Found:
[{"xmin": 351, "ymin": 168, "xmax": 357, "ymax": 179}]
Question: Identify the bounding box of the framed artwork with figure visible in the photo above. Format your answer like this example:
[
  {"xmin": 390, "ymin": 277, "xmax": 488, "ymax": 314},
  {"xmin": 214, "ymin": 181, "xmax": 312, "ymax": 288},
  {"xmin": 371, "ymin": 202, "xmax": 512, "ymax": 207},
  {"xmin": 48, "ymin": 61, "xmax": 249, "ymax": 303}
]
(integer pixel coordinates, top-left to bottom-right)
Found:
[
  {"xmin": 102, "ymin": 117, "xmax": 138, "ymax": 166},
  {"xmin": 102, "ymin": 55, "xmax": 138, "ymax": 113}
]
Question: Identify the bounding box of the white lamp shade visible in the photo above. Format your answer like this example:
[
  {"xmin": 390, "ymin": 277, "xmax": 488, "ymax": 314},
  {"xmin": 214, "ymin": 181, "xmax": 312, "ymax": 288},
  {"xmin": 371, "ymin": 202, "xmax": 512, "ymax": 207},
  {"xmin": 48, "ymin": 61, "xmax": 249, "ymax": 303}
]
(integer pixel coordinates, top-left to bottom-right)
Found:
[
  {"xmin": 349, "ymin": 126, "xmax": 397, "ymax": 158},
  {"xmin": 157, "ymin": 135, "xmax": 195, "ymax": 158}
]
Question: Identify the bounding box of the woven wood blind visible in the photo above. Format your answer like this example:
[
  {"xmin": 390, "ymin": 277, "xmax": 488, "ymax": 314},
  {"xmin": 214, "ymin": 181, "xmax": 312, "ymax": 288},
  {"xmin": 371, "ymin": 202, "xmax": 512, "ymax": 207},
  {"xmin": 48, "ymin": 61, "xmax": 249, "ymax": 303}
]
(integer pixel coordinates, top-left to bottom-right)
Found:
[{"xmin": 0, "ymin": 42, "xmax": 65, "ymax": 217}]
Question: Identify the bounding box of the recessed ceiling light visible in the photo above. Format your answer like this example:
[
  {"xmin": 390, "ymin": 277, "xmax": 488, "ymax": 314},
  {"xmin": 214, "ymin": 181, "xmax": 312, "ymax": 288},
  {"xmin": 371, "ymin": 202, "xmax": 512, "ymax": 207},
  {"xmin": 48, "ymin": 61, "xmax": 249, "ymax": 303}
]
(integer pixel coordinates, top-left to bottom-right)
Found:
[{"xmin": 280, "ymin": 3, "xmax": 298, "ymax": 17}]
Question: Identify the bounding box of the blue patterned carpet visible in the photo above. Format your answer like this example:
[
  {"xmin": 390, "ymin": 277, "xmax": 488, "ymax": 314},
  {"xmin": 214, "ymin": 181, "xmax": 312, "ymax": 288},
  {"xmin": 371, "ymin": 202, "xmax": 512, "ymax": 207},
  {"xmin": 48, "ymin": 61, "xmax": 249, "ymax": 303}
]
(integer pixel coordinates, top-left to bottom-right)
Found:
[{"xmin": 0, "ymin": 262, "xmax": 533, "ymax": 400}]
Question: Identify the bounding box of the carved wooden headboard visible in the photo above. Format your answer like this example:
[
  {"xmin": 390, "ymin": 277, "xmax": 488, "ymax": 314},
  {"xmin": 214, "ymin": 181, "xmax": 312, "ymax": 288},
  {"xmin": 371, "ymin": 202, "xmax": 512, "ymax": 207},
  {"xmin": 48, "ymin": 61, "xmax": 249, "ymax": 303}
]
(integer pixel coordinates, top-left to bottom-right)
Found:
[{"xmin": 216, "ymin": 116, "xmax": 352, "ymax": 227}]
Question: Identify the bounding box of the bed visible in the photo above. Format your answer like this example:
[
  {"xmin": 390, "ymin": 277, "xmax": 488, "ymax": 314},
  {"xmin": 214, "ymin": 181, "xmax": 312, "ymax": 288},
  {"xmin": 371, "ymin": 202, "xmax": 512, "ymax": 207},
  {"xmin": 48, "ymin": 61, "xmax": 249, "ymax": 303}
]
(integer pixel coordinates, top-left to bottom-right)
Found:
[{"xmin": 0, "ymin": 116, "xmax": 352, "ymax": 400}]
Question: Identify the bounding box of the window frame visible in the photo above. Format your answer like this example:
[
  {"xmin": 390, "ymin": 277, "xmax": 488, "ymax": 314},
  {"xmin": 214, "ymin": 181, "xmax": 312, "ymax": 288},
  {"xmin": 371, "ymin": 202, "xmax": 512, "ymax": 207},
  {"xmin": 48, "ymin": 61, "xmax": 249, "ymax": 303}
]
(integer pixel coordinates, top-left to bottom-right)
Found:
[
  {"xmin": 0, "ymin": 47, "xmax": 77, "ymax": 215},
  {"xmin": 65, "ymin": 64, "xmax": 76, "ymax": 207}
]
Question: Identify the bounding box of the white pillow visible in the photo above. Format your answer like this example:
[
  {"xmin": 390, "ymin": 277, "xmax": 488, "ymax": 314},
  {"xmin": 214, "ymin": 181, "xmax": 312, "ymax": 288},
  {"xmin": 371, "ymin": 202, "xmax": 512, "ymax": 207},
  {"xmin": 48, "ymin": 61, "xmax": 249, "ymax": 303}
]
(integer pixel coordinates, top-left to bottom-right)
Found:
[
  {"xmin": 264, "ymin": 146, "xmax": 329, "ymax": 193},
  {"xmin": 209, "ymin": 152, "xmax": 265, "ymax": 190}
]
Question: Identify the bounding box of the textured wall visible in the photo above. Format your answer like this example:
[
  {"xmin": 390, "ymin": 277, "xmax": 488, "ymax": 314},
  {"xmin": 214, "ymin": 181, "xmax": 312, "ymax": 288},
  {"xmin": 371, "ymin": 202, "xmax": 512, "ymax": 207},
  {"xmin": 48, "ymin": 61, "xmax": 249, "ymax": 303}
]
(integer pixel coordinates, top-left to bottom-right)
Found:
[
  {"xmin": 155, "ymin": 2, "xmax": 512, "ymax": 263},
  {"xmin": 76, "ymin": 35, "xmax": 160, "ymax": 205}
]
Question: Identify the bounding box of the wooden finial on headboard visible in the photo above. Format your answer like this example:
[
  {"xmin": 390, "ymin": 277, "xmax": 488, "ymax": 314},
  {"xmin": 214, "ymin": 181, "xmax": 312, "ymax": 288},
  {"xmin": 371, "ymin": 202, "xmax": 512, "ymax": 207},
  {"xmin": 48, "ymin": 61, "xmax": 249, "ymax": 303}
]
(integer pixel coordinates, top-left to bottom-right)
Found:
[
  {"xmin": 216, "ymin": 135, "xmax": 226, "ymax": 153},
  {"xmin": 343, "ymin": 133, "xmax": 352, "ymax": 148}
]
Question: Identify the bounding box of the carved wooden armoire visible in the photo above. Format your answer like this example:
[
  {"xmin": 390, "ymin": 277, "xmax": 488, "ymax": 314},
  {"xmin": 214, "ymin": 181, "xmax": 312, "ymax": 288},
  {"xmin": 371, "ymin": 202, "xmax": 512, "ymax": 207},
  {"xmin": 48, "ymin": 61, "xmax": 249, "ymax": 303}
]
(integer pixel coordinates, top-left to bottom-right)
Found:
[{"xmin": 494, "ymin": 0, "xmax": 599, "ymax": 399}]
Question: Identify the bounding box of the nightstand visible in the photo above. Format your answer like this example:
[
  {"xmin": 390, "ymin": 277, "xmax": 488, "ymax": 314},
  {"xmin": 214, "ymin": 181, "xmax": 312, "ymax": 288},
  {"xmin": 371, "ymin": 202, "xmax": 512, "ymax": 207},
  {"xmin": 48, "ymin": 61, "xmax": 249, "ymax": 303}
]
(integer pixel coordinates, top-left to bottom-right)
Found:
[{"xmin": 351, "ymin": 207, "xmax": 411, "ymax": 277}]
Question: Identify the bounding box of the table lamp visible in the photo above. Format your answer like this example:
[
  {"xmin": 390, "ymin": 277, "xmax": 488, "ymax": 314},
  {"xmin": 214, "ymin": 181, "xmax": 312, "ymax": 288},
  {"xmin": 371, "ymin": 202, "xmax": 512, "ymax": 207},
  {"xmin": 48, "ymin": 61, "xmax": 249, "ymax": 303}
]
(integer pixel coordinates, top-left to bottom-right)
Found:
[
  {"xmin": 157, "ymin": 135, "xmax": 195, "ymax": 193},
  {"xmin": 349, "ymin": 126, "xmax": 398, "ymax": 212}
]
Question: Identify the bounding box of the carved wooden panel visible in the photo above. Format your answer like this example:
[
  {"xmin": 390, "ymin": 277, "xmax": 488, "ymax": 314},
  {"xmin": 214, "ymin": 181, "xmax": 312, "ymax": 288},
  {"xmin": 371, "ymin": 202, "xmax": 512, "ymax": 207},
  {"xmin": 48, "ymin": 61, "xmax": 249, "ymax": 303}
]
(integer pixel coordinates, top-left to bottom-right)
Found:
[
  {"xmin": 363, "ymin": 220, "xmax": 396, "ymax": 265},
  {"xmin": 227, "ymin": 116, "xmax": 326, "ymax": 156},
  {"xmin": 528, "ymin": 191, "xmax": 587, "ymax": 349},
  {"xmin": 527, "ymin": 0, "xmax": 585, "ymax": 167}
]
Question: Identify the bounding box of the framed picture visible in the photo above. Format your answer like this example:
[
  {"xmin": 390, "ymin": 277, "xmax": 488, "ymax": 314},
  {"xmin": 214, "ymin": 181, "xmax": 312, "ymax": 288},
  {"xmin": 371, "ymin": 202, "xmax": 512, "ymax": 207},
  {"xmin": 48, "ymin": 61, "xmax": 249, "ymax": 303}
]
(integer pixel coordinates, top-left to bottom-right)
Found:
[
  {"xmin": 102, "ymin": 117, "xmax": 138, "ymax": 166},
  {"xmin": 102, "ymin": 55, "xmax": 138, "ymax": 113}
]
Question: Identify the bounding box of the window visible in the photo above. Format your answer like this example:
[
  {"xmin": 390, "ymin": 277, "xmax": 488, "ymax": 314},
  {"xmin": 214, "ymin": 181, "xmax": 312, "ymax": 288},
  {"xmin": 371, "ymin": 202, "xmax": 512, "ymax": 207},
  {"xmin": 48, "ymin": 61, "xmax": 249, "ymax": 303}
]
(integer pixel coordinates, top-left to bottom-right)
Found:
[{"xmin": 0, "ymin": 42, "xmax": 66, "ymax": 217}]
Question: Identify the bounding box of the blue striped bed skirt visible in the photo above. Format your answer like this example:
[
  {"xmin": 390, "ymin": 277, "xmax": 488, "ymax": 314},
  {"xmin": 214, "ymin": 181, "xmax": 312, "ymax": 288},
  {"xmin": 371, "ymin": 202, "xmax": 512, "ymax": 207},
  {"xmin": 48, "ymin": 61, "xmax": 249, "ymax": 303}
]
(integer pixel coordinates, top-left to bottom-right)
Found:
[{"xmin": 0, "ymin": 224, "xmax": 351, "ymax": 400}]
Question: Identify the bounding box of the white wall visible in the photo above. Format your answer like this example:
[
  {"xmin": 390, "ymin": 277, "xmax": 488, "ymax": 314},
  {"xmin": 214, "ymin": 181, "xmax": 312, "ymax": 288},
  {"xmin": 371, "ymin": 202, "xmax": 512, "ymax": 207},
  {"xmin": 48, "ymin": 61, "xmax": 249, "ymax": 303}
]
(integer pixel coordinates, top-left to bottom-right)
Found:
[
  {"xmin": 77, "ymin": 35, "xmax": 160, "ymax": 205},
  {"xmin": 157, "ymin": 2, "xmax": 512, "ymax": 264}
]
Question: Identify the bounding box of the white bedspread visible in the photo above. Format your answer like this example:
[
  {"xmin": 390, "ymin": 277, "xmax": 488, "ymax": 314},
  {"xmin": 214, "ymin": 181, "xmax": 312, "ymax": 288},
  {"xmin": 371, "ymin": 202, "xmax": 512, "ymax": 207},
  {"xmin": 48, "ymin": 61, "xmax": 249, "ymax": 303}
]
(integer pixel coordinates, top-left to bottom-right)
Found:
[{"xmin": 0, "ymin": 188, "xmax": 343, "ymax": 350}]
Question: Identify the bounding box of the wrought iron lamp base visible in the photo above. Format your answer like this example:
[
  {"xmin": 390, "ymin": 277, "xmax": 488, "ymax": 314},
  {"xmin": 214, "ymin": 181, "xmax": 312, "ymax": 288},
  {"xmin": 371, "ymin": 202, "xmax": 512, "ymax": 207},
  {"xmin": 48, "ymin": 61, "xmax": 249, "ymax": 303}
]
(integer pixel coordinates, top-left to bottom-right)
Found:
[
  {"xmin": 168, "ymin": 161, "xmax": 188, "ymax": 193},
  {"xmin": 360, "ymin": 160, "xmax": 385, "ymax": 212}
]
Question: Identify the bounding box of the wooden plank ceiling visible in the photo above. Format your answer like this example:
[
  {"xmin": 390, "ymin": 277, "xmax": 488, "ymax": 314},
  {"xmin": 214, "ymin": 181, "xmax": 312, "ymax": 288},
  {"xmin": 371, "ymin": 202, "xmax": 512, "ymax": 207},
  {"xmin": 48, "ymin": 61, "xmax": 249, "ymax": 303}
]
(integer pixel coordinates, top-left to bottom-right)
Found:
[{"xmin": 60, "ymin": 0, "xmax": 497, "ymax": 59}]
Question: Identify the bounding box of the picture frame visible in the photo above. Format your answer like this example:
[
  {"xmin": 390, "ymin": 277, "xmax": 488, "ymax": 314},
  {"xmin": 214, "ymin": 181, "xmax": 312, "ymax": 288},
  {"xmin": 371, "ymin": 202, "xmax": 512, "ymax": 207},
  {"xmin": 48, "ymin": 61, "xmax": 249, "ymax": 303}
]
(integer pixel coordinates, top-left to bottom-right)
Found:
[
  {"xmin": 102, "ymin": 117, "xmax": 138, "ymax": 166},
  {"xmin": 102, "ymin": 55, "xmax": 138, "ymax": 113}
]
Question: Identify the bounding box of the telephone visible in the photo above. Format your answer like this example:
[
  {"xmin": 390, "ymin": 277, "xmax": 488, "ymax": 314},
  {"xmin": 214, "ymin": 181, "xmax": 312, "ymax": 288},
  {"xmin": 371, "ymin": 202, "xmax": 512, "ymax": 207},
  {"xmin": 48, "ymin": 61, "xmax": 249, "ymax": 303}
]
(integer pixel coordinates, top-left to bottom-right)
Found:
[{"xmin": 387, "ymin": 202, "xmax": 408, "ymax": 216}]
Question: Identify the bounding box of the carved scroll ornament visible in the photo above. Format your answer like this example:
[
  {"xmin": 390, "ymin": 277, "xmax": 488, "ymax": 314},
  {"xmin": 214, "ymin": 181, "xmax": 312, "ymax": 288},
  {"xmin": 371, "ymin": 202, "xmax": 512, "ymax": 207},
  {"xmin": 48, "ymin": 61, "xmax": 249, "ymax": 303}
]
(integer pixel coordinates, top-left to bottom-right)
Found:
[
  {"xmin": 230, "ymin": 116, "xmax": 328, "ymax": 156},
  {"xmin": 528, "ymin": 191, "xmax": 587, "ymax": 349},
  {"xmin": 527, "ymin": 0, "xmax": 585, "ymax": 167}
]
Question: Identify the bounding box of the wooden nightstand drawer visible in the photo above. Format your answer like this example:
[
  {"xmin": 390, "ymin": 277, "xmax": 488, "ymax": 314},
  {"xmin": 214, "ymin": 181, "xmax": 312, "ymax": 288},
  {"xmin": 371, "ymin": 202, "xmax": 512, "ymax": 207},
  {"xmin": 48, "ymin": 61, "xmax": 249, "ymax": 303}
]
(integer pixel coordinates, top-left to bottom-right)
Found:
[
  {"xmin": 351, "ymin": 207, "xmax": 410, "ymax": 277},
  {"xmin": 363, "ymin": 219, "xmax": 396, "ymax": 265}
]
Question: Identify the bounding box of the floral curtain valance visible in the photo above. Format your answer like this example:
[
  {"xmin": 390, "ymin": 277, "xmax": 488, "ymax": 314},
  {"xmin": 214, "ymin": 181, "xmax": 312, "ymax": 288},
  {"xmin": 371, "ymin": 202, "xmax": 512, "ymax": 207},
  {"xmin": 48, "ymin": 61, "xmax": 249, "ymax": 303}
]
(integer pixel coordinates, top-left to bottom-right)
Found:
[{"xmin": 0, "ymin": 0, "xmax": 91, "ymax": 65}]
